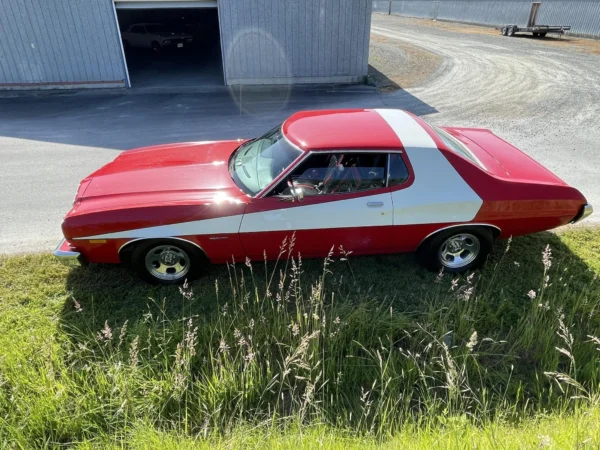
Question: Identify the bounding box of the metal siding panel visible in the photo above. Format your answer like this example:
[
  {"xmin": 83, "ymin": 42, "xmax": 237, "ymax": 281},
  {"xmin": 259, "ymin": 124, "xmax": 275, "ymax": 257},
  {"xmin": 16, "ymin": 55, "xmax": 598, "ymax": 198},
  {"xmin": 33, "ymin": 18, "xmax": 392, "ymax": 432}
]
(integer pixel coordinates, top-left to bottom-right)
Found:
[
  {"xmin": 326, "ymin": 0, "xmax": 335, "ymax": 77},
  {"xmin": 275, "ymin": 0, "xmax": 285, "ymax": 77},
  {"xmin": 285, "ymin": 0, "xmax": 293, "ymax": 77},
  {"xmin": 345, "ymin": 0, "xmax": 355, "ymax": 75},
  {"xmin": 312, "ymin": 0, "xmax": 319, "ymax": 76},
  {"xmin": 94, "ymin": 0, "xmax": 116, "ymax": 79},
  {"xmin": 46, "ymin": 0, "xmax": 75, "ymax": 81},
  {"xmin": 0, "ymin": 1, "xmax": 23, "ymax": 82},
  {"xmin": 28, "ymin": 0, "xmax": 60, "ymax": 81},
  {"xmin": 361, "ymin": 0, "xmax": 372, "ymax": 75},
  {"xmin": 260, "ymin": 0, "xmax": 268, "ymax": 78},
  {"xmin": 351, "ymin": 0, "xmax": 360, "ymax": 76},
  {"xmin": 219, "ymin": 0, "xmax": 370, "ymax": 84},
  {"xmin": 226, "ymin": 0, "xmax": 239, "ymax": 79},
  {"xmin": 340, "ymin": 0, "xmax": 348, "ymax": 75},
  {"xmin": 8, "ymin": 0, "xmax": 42, "ymax": 83},
  {"xmin": 333, "ymin": 0, "xmax": 342, "ymax": 75},
  {"xmin": 0, "ymin": 0, "xmax": 126, "ymax": 86},
  {"xmin": 300, "ymin": 0, "xmax": 308, "ymax": 76}
]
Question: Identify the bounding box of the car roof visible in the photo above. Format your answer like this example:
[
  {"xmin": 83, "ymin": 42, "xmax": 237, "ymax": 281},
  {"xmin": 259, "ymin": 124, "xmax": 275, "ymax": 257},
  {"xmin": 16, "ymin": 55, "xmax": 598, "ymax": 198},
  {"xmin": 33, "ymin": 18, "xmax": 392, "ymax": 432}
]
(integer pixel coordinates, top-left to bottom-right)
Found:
[{"xmin": 282, "ymin": 109, "xmax": 435, "ymax": 151}]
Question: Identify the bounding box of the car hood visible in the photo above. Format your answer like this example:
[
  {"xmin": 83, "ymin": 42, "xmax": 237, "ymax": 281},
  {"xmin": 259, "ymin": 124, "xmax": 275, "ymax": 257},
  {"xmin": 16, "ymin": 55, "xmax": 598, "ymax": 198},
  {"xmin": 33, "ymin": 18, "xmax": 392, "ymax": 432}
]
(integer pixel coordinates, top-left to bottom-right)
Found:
[{"xmin": 72, "ymin": 140, "xmax": 248, "ymax": 214}]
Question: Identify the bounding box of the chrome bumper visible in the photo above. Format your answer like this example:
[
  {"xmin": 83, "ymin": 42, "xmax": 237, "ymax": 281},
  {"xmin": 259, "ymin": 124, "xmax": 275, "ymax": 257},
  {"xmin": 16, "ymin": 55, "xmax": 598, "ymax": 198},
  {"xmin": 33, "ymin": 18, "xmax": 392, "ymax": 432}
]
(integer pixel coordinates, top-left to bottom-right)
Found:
[
  {"xmin": 571, "ymin": 204, "xmax": 593, "ymax": 224},
  {"xmin": 53, "ymin": 239, "xmax": 84, "ymax": 267}
]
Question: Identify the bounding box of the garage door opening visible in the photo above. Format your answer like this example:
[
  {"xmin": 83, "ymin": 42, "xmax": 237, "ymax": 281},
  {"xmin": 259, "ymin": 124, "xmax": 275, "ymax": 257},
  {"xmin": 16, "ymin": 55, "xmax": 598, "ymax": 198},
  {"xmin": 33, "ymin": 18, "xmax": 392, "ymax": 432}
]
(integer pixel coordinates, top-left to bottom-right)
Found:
[{"xmin": 115, "ymin": 4, "xmax": 223, "ymax": 88}]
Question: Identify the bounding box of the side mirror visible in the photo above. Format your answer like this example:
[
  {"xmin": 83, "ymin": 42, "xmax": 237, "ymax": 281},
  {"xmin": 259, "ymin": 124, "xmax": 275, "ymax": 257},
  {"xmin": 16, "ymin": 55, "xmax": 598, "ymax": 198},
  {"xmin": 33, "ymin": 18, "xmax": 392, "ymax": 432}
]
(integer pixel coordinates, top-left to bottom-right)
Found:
[{"xmin": 286, "ymin": 179, "xmax": 304, "ymax": 202}]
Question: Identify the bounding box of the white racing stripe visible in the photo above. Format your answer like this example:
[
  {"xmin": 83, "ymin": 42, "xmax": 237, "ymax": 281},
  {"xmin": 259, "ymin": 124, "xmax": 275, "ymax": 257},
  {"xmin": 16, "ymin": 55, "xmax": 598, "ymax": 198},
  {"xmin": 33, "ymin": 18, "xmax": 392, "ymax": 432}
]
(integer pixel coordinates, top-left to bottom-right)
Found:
[
  {"xmin": 74, "ymin": 215, "xmax": 244, "ymax": 240},
  {"xmin": 375, "ymin": 109, "xmax": 483, "ymax": 224},
  {"xmin": 375, "ymin": 109, "xmax": 437, "ymax": 149},
  {"xmin": 239, "ymin": 192, "xmax": 393, "ymax": 233}
]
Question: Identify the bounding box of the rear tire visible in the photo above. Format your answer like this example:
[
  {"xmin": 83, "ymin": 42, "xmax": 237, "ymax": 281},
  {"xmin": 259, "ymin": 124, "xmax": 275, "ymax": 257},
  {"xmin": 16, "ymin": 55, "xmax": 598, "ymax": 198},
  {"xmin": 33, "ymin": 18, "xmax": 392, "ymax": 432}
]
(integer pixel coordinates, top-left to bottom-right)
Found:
[
  {"xmin": 131, "ymin": 239, "xmax": 208, "ymax": 285},
  {"xmin": 507, "ymin": 26, "xmax": 516, "ymax": 37},
  {"xmin": 501, "ymin": 27, "xmax": 508, "ymax": 36},
  {"xmin": 416, "ymin": 227, "xmax": 494, "ymax": 274}
]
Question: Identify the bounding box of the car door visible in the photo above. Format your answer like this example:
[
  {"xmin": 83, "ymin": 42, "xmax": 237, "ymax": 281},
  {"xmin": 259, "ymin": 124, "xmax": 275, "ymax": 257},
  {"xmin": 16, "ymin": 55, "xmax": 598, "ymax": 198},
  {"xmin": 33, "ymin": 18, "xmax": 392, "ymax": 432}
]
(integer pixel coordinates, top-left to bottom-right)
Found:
[{"xmin": 238, "ymin": 151, "xmax": 393, "ymax": 260}]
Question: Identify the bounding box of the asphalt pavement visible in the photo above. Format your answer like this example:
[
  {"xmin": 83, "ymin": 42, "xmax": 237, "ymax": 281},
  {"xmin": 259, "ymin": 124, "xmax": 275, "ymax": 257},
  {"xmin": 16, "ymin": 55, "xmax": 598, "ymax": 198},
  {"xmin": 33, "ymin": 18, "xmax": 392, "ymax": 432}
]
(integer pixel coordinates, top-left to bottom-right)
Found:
[{"xmin": 1, "ymin": 16, "xmax": 599, "ymax": 255}]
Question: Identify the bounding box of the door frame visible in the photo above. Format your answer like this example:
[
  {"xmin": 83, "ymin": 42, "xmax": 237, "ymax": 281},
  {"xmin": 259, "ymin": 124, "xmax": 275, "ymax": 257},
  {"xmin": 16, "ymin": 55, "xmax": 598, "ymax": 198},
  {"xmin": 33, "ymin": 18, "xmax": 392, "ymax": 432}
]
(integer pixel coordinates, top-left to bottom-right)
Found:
[
  {"xmin": 111, "ymin": 2, "xmax": 132, "ymax": 87},
  {"xmin": 111, "ymin": 0, "xmax": 224, "ymax": 88}
]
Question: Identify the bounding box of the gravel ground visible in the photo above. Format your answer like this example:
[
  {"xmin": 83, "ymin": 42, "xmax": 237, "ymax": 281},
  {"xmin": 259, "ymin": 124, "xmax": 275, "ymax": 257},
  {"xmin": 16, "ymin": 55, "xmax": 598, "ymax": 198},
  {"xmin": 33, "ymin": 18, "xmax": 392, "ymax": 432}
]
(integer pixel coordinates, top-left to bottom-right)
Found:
[
  {"xmin": 369, "ymin": 34, "xmax": 443, "ymax": 89},
  {"xmin": 372, "ymin": 15, "xmax": 600, "ymax": 224}
]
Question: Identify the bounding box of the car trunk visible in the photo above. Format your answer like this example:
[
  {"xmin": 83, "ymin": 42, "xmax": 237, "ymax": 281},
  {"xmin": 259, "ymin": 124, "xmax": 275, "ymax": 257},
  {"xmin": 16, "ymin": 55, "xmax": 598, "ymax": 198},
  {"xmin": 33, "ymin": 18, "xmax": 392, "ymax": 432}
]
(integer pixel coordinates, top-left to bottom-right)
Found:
[{"xmin": 443, "ymin": 127, "xmax": 568, "ymax": 186}]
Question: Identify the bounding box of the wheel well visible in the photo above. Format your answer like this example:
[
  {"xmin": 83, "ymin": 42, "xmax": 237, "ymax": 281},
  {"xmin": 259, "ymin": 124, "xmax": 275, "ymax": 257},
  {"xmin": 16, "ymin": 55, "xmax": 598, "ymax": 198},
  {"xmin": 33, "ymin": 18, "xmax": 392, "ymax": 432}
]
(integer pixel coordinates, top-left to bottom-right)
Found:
[
  {"xmin": 417, "ymin": 224, "xmax": 501, "ymax": 251},
  {"xmin": 118, "ymin": 238, "xmax": 209, "ymax": 264}
]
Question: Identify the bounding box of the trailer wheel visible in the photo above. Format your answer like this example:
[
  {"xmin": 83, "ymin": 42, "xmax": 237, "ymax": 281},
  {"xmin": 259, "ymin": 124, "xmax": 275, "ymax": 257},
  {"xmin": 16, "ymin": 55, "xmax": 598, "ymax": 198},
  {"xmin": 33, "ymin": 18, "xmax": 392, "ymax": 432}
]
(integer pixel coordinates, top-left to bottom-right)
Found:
[
  {"xmin": 540, "ymin": 32, "xmax": 547, "ymax": 37},
  {"xmin": 507, "ymin": 26, "xmax": 516, "ymax": 37},
  {"xmin": 501, "ymin": 27, "xmax": 508, "ymax": 36},
  {"xmin": 533, "ymin": 32, "xmax": 539, "ymax": 37}
]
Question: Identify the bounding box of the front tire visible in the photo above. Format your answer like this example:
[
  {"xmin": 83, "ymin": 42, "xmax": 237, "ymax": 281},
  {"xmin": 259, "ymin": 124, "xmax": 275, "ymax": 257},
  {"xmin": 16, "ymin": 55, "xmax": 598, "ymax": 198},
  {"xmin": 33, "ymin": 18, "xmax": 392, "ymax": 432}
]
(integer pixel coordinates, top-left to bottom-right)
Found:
[
  {"xmin": 131, "ymin": 239, "xmax": 207, "ymax": 285},
  {"xmin": 416, "ymin": 227, "xmax": 494, "ymax": 274}
]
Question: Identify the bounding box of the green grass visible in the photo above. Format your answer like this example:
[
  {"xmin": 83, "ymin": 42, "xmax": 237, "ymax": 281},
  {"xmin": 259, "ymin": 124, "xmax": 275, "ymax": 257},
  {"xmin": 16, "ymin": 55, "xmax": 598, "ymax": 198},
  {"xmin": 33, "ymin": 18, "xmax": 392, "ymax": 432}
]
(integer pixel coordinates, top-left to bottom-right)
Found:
[{"xmin": 1, "ymin": 228, "xmax": 600, "ymax": 448}]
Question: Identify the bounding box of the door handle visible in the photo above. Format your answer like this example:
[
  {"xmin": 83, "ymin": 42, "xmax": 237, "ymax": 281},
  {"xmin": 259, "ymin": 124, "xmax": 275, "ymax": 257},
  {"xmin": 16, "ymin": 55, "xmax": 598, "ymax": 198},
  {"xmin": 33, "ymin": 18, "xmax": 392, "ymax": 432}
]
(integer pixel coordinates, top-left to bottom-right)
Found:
[{"xmin": 367, "ymin": 201, "xmax": 384, "ymax": 207}]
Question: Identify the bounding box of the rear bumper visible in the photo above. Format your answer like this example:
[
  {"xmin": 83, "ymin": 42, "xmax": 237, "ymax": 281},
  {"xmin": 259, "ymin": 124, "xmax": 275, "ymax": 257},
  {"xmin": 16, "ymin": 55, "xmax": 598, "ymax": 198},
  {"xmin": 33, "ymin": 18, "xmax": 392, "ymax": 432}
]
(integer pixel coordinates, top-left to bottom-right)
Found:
[
  {"xmin": 571, "ymin": 204, "xmax": 594, "ymax": 224},
  {"xmin": 53, "ymin": 239, "xmax": 85, "ymax": 267}
]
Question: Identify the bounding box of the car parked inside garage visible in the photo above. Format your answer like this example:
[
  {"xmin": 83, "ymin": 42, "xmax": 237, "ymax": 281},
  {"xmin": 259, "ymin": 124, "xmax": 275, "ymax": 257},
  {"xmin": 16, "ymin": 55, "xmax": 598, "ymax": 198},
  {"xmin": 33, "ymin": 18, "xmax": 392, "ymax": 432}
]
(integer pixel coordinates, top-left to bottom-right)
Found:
[{"xmin": 121, "ymin": 23, "xmax": 193, "ymax": 53}]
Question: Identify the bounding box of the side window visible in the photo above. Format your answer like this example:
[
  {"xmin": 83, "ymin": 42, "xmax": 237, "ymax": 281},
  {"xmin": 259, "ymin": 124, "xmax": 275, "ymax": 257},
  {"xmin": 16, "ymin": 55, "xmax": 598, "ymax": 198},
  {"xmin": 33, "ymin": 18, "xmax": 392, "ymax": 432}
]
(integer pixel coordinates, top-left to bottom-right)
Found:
[
  {"xmin": 131, "ymin": 25, "xmax": 145, "ymax": 34},
  {"xmin": 271, "ymin": 152, "xmax": 387, "ymax": 197},
  {"xmin": 388, "ymin": 153, "xmax": 409, "ymax": 187}
]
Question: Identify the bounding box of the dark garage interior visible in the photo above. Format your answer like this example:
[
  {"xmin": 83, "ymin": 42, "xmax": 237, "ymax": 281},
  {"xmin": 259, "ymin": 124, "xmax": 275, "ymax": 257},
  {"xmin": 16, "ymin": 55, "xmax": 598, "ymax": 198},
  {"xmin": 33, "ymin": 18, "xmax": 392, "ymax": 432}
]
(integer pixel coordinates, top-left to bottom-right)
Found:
[{"xmin": 116, "ymin": 7, "xmax": 223, "ymax": 88}]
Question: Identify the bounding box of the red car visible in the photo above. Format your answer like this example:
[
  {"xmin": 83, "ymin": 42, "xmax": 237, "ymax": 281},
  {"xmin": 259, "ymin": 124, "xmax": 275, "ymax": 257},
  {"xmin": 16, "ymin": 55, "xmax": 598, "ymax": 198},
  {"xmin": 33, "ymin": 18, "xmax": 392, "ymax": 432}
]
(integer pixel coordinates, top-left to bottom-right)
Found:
[{"xmin": 54, "ymin": 109, "xmax": 593, "ymax": 284}]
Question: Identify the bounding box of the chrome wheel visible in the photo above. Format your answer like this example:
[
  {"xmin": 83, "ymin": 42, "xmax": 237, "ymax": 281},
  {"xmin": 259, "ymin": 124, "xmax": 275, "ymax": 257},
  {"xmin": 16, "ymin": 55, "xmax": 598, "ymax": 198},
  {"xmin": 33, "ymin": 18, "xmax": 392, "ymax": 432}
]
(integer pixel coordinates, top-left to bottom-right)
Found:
[
  {"xmin": 439, "ymin": 233, "xmax": 481, "ymax": 269},
  {"xmin": 144, "ymin": 245, "xmax": 190, "ymax": 281}
]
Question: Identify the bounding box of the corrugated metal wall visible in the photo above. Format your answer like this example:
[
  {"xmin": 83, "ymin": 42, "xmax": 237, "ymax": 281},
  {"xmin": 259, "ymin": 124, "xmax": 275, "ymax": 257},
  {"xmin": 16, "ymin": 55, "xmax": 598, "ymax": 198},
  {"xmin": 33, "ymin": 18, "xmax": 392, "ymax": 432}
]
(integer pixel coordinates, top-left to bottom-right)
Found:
[
  {"xmin": 373, "ymin": 0, "xmax": 600, "ymax": 38},
  {"xmin": 218, "ymin": 0, "xmax": 372, "ymax": 85},
  {"xmin": 0, "ymin": 0, "xmax": 127, "ymax": 88}
]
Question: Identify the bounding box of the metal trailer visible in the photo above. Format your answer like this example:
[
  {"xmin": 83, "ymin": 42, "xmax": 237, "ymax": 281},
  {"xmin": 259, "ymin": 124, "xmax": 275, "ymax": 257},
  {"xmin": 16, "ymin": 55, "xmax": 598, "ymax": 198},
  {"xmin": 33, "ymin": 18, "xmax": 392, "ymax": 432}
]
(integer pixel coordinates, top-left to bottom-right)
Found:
[
  {"xmin": 500, "ymin": 24, "xmax": 571, "ymax": 37},
  {"xmin": 499, "ymin": 1, "xmax": 570, "ymax": 38}
]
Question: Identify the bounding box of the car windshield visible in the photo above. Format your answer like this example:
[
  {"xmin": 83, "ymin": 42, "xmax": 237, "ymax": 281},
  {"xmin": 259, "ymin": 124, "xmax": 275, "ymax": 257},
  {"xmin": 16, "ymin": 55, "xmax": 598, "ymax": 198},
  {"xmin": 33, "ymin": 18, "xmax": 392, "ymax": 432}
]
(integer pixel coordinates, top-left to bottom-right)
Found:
[
  {"xmin": 429, "ymin": 124, "xmax": 486, "ymax": 170},
  {"xmin": 229, "ymin": 125, "xmax": 302, "ymax": 196},
  {"xmin": 145, "ymin": 24, "xmax": 170, "ymax": 33}
]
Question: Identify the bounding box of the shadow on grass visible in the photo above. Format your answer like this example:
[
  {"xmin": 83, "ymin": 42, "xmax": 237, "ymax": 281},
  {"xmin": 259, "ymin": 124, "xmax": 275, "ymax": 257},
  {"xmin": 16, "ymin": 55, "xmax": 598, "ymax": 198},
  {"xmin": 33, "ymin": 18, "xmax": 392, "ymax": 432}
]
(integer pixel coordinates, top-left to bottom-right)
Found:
[{"xmin": 60, "ymin": 231, "xmax": 597, "ymax": 337}]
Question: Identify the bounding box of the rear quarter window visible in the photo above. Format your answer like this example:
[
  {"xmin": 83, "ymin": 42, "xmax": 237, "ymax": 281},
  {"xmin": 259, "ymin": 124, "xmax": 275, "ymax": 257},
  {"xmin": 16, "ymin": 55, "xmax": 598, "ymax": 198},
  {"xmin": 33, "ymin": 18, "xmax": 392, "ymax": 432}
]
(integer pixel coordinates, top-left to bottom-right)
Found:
[{"xmin": 431, "ymin": 125, "xmax": 486, "ymax": 170}]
